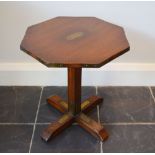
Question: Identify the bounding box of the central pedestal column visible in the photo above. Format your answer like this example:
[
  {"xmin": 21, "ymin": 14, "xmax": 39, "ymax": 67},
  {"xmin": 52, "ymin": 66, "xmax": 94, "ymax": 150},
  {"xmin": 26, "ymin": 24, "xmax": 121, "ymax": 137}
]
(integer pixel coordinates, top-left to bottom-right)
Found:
[{"xmin": 68, "ymin": 67, "xmax": 82, "ymax": 115}]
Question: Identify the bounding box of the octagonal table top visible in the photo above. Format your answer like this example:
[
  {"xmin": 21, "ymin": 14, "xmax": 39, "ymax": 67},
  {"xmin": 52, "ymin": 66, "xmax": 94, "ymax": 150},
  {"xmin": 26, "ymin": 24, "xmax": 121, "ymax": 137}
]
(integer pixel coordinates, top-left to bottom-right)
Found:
[{"xmin": 20, "ymin": 17, "xmax": 130, "ymax": 68}]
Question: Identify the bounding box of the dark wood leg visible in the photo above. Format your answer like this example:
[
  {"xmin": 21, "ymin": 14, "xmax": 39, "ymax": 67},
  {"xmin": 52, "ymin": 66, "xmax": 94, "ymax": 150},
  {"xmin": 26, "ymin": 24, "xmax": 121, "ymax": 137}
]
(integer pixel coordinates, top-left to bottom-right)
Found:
[
  {"xmin": 41, "ymin": 113, "xmax": 74, "ymax": 141},
  {"xmin": 42, "ymin": 67, "xmax": 109, "ymax": 142},
  {"xmin": 76, "ymin": 113, "xmax": 109, "ymax": 141},
  {"xmin": 47, "ymin": 95, "xmax": 103, "ymax": 114},
  {"xmin": 81, "ymin": 96, "xmax": 103, "ymax": 113},
  {"xmin": 47, "ymin": 95, "xmax": 68, "ymax": 113}
]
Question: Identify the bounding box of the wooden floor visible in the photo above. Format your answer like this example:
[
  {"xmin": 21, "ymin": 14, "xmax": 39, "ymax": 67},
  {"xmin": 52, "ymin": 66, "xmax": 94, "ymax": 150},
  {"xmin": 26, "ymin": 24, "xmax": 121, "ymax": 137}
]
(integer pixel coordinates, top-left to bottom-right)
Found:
[{"xmin": 0, "ymin": 86, "xmax": 155, "ymax": 153}]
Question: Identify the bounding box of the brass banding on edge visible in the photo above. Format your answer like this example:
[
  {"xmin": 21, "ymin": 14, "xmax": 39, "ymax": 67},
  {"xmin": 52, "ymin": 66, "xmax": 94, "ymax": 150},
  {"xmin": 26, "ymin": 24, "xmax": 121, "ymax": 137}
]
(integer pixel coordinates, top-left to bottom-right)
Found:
[{"xmin": 81, "ymin": 100, "xmax": 90, "ymax": 109}]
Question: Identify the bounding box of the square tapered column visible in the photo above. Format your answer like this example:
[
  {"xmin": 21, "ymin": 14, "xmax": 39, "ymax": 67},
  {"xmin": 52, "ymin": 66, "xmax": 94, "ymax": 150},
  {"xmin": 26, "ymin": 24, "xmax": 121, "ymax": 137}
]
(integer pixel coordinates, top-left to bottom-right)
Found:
[{"xmin": 68, "ymin": 67, "xmax": 82, "ymax": 115}]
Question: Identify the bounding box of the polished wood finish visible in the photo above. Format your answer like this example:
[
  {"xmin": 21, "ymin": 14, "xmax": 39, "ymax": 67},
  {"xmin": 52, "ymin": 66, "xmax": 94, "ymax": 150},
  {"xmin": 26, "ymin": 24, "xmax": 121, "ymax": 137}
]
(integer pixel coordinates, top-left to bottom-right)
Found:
[
  {"xmin": 43, "ymin": 98, "xmax": 108, "ymax": 142},
  {"xmin": 76, "ymin": 113, "xmax": 109, "ymax": 141},
  {"xmin": 47, "ymin": 95, "xmax": 103, "ymax": 114},
  {"xmin": 20, "ymin": 17, "xmax": 130, "ymax": 142},
  {"xmin": 41, "ymin": 67, "xmax": 108, "ymax": 142},
  {"xmin": 20, "ymin": 17, "xmax": 130, "ymax": 68},
  {"xmin": 41, "ymin": 113, "xmax": 74, "ymax": 142},
  {"xmin": 81, "ymin": 96, "xmax": 103, "ymax": 113},
  {"xmin": 68, "ymin": 67, "xmax": 81, "ymax": 115},
  {"xmin": 47, "ymin": 95, "xmax": 67, "ymax": 113}
]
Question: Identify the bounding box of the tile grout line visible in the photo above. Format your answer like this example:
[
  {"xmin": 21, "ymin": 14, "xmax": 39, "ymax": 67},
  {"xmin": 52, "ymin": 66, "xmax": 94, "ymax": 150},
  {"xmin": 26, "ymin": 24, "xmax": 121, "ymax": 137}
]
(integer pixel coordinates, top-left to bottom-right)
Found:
[
  {"xmin": 96, "ymin": 86, "xmax": 103, "ymax": 153},
  {"xmin": 102, "ymin": 122, "xmax": 155, "ymax": 125},
  {"xmin": 2, "ymin": 122, "xmax": 155, "ymax": 125},
  {"xmin": 148, "ymin": 86, "xmax": 155, "ymax": 103},
  {"xmin": 0, "ymin": 122, "xmax": 51, "ymax": 125},
  {"xmin": 95, "ymin": 86, "xmax": 100, "ymax": 123},
  {"xmin": 28, "ymin": 86, "xmax": 44, "ymax": 153},
  {"xmin": 0, "ymin": 123, "xmax": 34, "ymax": 125}
]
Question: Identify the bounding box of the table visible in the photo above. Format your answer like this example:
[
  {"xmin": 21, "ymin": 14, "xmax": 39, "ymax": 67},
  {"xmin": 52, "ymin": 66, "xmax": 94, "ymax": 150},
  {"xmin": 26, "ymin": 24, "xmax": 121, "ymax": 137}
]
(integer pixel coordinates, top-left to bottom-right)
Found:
[{"xmin": 20, "ymin": 17, "xmax": 130, "ymax": 142}]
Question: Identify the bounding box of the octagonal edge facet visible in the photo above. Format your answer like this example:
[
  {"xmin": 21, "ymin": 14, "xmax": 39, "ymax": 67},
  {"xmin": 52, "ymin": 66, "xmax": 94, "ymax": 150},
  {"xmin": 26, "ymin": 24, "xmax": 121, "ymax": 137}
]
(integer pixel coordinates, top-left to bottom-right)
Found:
[{"xmin": 20, "ymin": 16, "xmax": 130, "ymax": 68}]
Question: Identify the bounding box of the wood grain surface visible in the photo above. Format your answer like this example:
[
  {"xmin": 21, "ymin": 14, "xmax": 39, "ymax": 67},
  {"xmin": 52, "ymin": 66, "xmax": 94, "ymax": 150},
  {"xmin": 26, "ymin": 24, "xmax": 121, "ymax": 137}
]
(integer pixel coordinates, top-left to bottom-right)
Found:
[{"xmin": 20, "ymin": 17, "xmax": 130, "ymax": 68}]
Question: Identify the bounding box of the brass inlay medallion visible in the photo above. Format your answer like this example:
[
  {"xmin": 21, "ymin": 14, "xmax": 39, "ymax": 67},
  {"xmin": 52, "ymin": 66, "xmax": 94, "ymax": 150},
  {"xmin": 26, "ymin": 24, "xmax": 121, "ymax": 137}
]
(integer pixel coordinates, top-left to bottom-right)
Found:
[{"xmin": 66, "ymin": 32, "xmax": 84, "ymax": 41}]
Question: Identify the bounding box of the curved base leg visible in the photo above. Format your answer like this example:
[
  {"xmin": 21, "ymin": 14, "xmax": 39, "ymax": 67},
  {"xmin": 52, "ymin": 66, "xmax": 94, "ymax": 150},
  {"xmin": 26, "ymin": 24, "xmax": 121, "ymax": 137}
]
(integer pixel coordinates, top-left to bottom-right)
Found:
[
  {"xmin": 76, "ymin": 113, "xmax": 109, "ymax": 141},
  {"xmin": 41, "ymin": 113, "xmax": 74, "ymax": 142}
]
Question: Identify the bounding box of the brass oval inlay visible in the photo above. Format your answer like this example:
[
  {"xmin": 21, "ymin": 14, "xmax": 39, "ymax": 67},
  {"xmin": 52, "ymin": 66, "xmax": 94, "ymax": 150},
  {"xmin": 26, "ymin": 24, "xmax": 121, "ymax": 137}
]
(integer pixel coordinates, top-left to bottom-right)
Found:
[{"xmin": 66, "ymin": 32, "xmax": 84, "ymax": 41}]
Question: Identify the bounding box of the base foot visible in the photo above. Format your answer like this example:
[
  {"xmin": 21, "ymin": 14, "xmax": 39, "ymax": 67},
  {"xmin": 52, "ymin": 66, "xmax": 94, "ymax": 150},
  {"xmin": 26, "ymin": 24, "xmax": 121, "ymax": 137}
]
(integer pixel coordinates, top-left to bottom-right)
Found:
[
  {"xmin": 76, "ymin": 113, "xmax": 109, "ymax": 141},
  {"xmin": 41, "ymin": 113, "xmax": 74, "ymax": 141}
]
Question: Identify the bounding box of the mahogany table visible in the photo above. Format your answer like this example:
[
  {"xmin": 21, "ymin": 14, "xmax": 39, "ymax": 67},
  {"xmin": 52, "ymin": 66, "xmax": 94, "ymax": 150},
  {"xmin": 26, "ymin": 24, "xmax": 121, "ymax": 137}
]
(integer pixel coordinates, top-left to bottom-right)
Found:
[{"xmin": 20, "ymin": 17, "xmax": 130, "ymax": 142}]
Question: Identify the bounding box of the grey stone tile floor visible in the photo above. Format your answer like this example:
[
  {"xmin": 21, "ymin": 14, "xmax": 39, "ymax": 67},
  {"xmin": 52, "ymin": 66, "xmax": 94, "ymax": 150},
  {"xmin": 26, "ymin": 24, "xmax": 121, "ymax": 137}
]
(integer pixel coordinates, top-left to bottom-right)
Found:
[{"xmin": 0, "ymin": 86, "xmax": 155, "ymax": 153}]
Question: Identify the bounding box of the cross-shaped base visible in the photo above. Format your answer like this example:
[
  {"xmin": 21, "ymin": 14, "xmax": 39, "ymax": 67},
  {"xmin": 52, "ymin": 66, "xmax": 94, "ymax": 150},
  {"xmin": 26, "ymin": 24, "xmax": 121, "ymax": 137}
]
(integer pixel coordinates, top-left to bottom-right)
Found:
[
  {"xmin": 41, "ymin": 67, "xmax": 109, "ymax": 142},
  {"xmin": 41, "ymin": 95, "xmax": 109, "ymax": 142}
]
